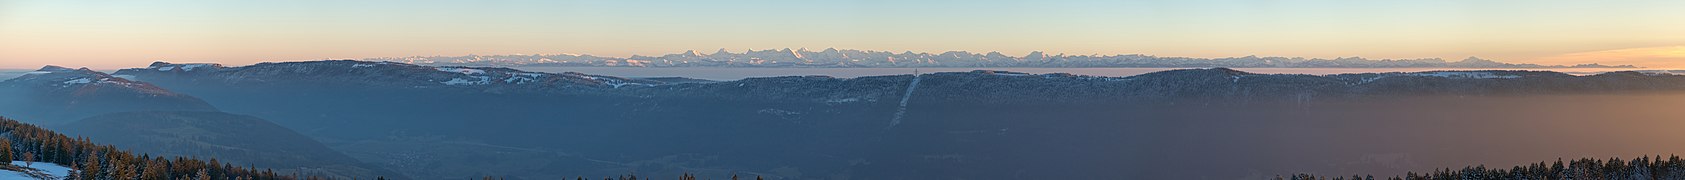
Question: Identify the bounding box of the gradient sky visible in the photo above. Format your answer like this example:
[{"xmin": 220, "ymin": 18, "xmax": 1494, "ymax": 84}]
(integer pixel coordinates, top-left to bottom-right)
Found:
[{"xmin": 2, "ymin": 0, "xmax": 1683, "ymax": 69}]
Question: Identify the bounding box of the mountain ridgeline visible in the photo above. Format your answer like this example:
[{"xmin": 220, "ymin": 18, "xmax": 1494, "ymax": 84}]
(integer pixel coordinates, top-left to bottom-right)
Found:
[
  {"xmin": 364, "ymin": 49, "xmax": 1640, "ymax": 68},
  {"xmin": 117, "ymin": 60, "xmax": 1685, "ymax": 103},
  {"xmin": 0, "ymin": 66, "xmax": 217, "ymax": 125},
  {"xmin": 86, "ymin": 60, "xmax": 1685, "ymax": 179}
]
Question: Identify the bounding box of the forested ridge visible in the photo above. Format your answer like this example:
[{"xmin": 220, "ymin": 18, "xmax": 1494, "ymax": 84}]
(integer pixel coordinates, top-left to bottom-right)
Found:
[
  {"xmin": 1278, "ymin": 156, "xmax": 1685, "ymax": 180},
  {"xmin": 0, "ymin": 116, "xmax": 366, "ymax": 180}
]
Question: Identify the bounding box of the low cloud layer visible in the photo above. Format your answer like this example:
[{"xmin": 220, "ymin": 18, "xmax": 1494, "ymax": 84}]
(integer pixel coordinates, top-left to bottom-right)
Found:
[{"xmin": 1537, "ymin": 46, "xmax": 1685, "ymax": 68}]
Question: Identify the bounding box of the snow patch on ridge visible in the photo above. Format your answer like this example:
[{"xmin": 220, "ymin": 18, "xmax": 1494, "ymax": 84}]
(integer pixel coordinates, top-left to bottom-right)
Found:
[
  {"xmin": 435, "ymin": 67, "xmax": 486, "ymax": 75},
  {"xmin": 504, "ymin": 77, "xmax": 534, "ymax": 84},
  {"xmin": 441, "ymin": 76, "xmax": 491, "ymax": 85},
  {"xmin": 1358, "ymin": 71, "xmax": 1523, "ymax": 84},
  {"xmin": 502, "ymin": 72, "xmax": 545, "ymax": 84},
  {"xmin": 62, "ymin": 78, "xmax": 92, "ymax": 85},
  {"xmin": 179, "ymin": 64, "xmax": 210, "ymax": 71},
  {"xmin": 581, "ymin": 76, "xmax": 649, "ymax": 88}
]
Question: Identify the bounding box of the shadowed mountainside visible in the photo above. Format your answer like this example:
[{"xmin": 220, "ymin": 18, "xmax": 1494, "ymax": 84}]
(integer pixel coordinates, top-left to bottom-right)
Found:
[
  {"xmin": 96, "ymin": 60, "xmax": 1685, "ymax": 179},
  {"xmin": 60, "ymin": 111, "xmax": 406, "ymax": 179},
  {"xmin": 0, "ymin": 66, "xmax": 407, "ymax": 179},
  {"xmin": 0, "ymin": 66, "xmax": 217, "ymax": 125}
]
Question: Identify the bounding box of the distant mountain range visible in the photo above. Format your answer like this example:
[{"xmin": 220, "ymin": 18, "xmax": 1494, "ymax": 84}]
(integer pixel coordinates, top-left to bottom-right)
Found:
[
  {"xmin": 363, "ymin": 48, "xmax": 1640, "ymax": 68},
  {"xmin": 118, "ymin": 60, "xmax": 1685, "ymax": 103}
]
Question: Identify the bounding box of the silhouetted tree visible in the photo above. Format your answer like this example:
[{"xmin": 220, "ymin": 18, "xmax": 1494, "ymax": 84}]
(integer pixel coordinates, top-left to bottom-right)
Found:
[{"xmin": 1283, "ymin": 155, "xmax": 1685, "ymax": 180}]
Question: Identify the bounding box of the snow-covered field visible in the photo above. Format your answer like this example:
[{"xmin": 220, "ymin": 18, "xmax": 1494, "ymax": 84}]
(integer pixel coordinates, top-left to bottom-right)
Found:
[{"xmin": 1, "ymin": 161, "xmax": 72, "ymax": 180}]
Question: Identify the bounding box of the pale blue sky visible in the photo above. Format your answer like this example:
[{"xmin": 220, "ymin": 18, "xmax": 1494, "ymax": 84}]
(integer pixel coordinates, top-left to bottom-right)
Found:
[{"xmin": 2, "ymin": 0, "xmax": 1682, "ymax": 68}]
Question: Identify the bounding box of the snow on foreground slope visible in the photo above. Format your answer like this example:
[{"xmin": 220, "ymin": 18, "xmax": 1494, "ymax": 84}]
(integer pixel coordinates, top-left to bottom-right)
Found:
[{"xmin": 1, "ymin": 161, "xmax": 72, "ymax": 180}]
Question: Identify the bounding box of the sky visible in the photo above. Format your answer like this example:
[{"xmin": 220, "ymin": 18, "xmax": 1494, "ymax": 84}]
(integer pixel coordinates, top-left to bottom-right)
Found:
[{"xmin": 1, "ymin": 0, "xmax": 1682, "ymax": 69}]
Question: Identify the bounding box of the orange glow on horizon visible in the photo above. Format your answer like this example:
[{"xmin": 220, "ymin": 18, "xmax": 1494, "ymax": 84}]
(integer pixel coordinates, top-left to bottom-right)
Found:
[{"xmin": 1535, "ymin": 46, "xmax": 1685, "ymax": 68}]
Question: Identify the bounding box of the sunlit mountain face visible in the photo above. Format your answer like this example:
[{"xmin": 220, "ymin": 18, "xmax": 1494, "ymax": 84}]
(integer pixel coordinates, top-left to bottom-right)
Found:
[{"xmin": 4, "ymin": 1, "xmax": 1685, "ymax": 179}]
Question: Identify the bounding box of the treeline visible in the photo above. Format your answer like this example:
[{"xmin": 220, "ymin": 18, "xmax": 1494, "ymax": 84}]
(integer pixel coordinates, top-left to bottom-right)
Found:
[
  {"xmin": 0, "ymin": 117, "xmax": 363, "ymax": 180},
  {"xmin": 475, "ymin": 173, "xmax": 765, "ymax": 180},
  {"xmin": 1277, "ymin": 156, "xmax": 1685, "ymax": 180}
]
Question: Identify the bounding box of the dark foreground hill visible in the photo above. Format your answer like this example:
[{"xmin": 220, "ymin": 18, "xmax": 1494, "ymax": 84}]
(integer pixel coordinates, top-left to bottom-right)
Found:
[
  {"xmin": 60, "ymin": 111, "xmax": 405, "ymax": 179},
  {"xmin": 0, "ymin": 116, "xmax": 359, "ymax": 179}
]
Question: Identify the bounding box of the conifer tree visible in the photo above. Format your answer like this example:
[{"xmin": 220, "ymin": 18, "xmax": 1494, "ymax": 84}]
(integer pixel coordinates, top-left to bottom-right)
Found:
[
  {"xmin": 0, "ymin": 138, "xmax": 11, "ymax": 162},
  {"xmin": 144, "ymin": 156, "xmax": 170, "ymax": 180},
  {"xmin": 80, "ymin": 153, "xmax": 101, "ymax": 180}
]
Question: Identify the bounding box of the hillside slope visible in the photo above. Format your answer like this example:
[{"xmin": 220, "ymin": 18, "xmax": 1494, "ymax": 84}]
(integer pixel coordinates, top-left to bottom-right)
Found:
[
  {"xmin": 104, "ymin": 60, "xmax": 1685, "ymax": 179},
  {"xmin": 60, "ymin": 111, "xmax": 405, "ymax": 179},
  {"xmin": 0, "ymin": 116, "xmax": 351, "ymax": 179},
  {"xmin": 0, "ymin": 66, "xmax": 406, "ymax": 179}
]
